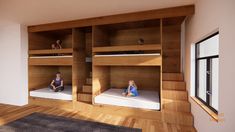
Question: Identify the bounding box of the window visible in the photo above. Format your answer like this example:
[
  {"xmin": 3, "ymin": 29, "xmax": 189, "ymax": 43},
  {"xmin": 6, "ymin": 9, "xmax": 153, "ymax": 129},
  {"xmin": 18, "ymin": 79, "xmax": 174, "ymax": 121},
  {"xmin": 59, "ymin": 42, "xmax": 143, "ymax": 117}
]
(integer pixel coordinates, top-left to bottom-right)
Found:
[{"xmin": 195, "ymin": 32, "xmax": 219, "ymax": 114}]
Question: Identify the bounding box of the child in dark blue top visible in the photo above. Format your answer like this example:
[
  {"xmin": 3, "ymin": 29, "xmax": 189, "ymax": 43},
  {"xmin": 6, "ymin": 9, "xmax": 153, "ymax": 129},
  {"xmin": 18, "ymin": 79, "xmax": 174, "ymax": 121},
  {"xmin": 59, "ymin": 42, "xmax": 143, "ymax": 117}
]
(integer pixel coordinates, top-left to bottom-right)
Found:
[
  {"xmin": 122, "ymin": 80, "xmax": 139, "ymax": 97},
  {"xmin": 49, "ymin": 72, "xmax": 64, "ymax": 92}
]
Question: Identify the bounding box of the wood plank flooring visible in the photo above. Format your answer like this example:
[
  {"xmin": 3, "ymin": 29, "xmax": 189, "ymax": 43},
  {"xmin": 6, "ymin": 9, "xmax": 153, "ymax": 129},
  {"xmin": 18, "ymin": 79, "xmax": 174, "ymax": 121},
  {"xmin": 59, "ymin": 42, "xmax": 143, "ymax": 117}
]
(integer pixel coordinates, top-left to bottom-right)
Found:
[{"xmin": 0, "ymin": 104, "xmax": 196, "ymax": 132}]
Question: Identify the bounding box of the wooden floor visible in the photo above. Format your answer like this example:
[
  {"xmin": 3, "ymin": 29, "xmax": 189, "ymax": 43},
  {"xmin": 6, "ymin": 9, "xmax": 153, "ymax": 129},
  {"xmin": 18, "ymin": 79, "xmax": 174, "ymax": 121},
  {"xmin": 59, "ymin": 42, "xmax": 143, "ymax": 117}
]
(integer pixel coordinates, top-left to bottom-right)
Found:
[{"xmin": 0, "ymin": 103, "xmax": 196, "ymax": 132}]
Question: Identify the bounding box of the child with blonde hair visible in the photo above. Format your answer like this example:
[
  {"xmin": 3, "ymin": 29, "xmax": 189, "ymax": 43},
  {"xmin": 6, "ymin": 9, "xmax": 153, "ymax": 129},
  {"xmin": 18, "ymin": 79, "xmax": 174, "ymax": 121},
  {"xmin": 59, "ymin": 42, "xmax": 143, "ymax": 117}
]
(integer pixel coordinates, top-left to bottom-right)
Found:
[{"xmin": 122, "ymin": 80, "xmax": 139, "ymax": 97}]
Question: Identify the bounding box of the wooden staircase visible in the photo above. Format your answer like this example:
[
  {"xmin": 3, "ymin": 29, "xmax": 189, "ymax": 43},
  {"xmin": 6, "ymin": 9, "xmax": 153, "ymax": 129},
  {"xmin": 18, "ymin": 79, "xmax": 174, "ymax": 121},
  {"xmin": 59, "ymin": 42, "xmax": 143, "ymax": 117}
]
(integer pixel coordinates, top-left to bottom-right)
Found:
[
  {"xmin": 77, "ymin": 72, "xmax": 92, "ymax": 103},
  {"xmin": 162, "ymin": 73, "xmax": 190, "ymax": 111},
  {"xmin": 162, "ymin": 73, "xmax": 195, "ymax": 129}
]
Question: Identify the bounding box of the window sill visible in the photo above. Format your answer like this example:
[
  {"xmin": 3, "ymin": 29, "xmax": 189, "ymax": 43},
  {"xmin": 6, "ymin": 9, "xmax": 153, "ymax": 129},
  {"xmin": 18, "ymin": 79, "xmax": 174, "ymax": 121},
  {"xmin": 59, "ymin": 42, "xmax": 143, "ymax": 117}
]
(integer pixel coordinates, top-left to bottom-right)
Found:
[{"xmin": 191, "ymin": 97, "xmax": 218, "ymax": 122}]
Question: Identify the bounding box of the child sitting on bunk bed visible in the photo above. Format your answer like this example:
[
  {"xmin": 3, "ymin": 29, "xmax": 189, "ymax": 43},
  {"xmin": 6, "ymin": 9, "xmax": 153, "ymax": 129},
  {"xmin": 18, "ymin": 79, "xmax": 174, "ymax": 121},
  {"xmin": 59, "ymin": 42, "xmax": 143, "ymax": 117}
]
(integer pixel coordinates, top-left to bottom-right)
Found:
[
  {"xmin": 49, "ymin": 72, "xmax": 64, "ymax": 92},
  {"xmin": 122, "ymin": 80, "xmax": 139, "ymax": 97}
]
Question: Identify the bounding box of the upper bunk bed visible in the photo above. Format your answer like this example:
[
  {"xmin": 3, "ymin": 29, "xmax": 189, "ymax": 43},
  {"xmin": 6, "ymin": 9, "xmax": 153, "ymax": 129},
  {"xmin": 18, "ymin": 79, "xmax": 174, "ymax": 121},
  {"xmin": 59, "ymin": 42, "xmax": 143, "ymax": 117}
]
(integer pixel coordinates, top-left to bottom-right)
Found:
[
  {"xmin": 92, "ymin": 19, "xmax": 162, "ymax": 66},
  {"xmin": 28, "ymin": 28, "xmax": 73, "ymax": 66}
]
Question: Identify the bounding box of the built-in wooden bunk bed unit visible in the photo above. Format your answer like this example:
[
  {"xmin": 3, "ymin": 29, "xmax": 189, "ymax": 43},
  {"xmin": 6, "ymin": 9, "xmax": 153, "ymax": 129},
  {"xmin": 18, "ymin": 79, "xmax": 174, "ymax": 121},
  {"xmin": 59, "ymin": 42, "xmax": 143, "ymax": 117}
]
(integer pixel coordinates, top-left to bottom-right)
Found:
[
  {"xmin": 92, "ymin": 20, "xmax": 162, "ymax": 110},
  {"xmin": 28, "ymin": 27, "xmax": 92, "ymax": 108},
  {"xmin": 28, "ymin": 5, "xmax": 194, "ymax": 110}
]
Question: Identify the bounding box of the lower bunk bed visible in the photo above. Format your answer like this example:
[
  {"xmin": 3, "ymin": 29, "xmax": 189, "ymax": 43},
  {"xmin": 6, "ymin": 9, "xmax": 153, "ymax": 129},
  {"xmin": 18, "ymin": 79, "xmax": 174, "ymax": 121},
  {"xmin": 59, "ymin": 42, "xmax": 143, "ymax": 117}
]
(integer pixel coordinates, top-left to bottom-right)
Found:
[
  {"xmin": 94, "ymin": 88, "xmax": 160, "ymax": 110},
  {"xmin": 30, "ymin": 85, "xmax": 72, "ymax": 101}
]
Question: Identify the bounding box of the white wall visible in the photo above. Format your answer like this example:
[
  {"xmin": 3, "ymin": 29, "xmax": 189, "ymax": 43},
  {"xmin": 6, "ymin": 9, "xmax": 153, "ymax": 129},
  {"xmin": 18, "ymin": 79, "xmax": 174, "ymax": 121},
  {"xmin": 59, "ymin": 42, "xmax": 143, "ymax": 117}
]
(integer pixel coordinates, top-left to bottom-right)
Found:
[
  {"xmin": 185, "ymin": 0, "xmax": 235, "ymax": 131},
  {"xmin": 0, "ymin": 22, "xmax": 28, "ymax": 106}
]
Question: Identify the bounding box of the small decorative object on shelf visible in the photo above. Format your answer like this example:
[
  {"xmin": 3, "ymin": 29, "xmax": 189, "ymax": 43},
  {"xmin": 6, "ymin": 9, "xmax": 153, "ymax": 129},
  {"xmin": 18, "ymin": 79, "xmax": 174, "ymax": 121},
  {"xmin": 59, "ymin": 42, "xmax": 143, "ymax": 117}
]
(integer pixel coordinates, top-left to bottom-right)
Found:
[
  {"xmin": 137, "ymin": 38, "xmax": 144, "ymax": 45},
  {"xmin": 51, "ymin": 40, "xmax": 63, "ymax": 56},
  {"xmin": 51, "ymin": 40, "xmax": 63, "ymax": 50},
  {"xmin": 136, "ymin": 38, "xmax": 145, "ymax": 54}
]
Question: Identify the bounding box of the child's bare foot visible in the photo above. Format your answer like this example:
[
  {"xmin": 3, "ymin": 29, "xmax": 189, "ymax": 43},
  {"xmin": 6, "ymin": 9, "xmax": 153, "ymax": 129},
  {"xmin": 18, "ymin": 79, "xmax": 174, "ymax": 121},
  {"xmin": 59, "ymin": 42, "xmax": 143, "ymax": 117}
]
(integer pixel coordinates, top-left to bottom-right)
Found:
[{"xmin": 127, "ymin": 93, "xmax": 134, "ymax": 97}]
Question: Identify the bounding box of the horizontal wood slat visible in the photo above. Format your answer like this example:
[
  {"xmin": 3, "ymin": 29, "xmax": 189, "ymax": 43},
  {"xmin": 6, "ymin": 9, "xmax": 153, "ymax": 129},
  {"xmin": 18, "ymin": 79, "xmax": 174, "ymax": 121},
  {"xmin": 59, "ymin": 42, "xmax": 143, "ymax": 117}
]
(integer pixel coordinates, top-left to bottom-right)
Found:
[
  {"xmin": 93, "ymin": 44, "xmax": 161, "ymax": 52},
  {"xmin": 78, "ymin": 93, "xmax": 92, "ymax": 102},
  {"xmin": 82, "ymin": 85, "xmax": 92, "ymax": 93},
  {"xmin": 163, "ymin": 73, "xmax": 184, "ymax": 81},
  {"xmin": 29, "ymin": 57, "xmax": 73, "ymax": 66},
  {"xmin": 162, "ymin": 90, "xmax": 188, "ymax": 101},
  {"xmin": 29, "ymin": 97, "xmax": 73, "ymax": 109},
  {"xmin": 163, "ymin": 99, "xmax": 191, "ymax": 112},
  {"xmin": 93, "ymin": 55, "xmax": 162, "ymax": 66},
  {"xmin": 29, "ymin": 48, "xmax": 73, "ymax": 55},
  {"xmin": 163, "ymin": 81, "xmax": 186, "ymax": 90}
]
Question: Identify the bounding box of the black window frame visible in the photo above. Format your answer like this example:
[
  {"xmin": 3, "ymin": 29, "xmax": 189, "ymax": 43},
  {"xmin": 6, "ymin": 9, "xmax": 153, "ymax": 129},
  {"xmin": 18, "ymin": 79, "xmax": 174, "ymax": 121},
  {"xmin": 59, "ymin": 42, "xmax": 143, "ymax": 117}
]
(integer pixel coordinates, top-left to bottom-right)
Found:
[{"xmin": 195, "ymin": 32, "xmax": 219, "ymax": 114}]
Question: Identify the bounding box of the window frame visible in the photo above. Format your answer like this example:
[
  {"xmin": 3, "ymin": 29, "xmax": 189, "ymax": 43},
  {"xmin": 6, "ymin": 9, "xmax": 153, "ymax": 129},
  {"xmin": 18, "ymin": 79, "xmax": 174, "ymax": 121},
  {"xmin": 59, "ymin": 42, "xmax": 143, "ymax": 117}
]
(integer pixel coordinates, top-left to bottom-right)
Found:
[{"xmin": 195, "ymin": 32, "xmax": 219, "ymax": 114}]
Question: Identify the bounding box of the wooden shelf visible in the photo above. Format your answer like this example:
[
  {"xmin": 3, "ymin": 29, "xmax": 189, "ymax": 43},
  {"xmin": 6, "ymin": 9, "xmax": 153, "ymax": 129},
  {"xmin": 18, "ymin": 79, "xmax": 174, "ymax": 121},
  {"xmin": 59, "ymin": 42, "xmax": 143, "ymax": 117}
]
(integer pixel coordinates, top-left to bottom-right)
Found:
[
  {"xmin": 93, "ymin": 54, "xmax": 162, "ymax": 66},
  {"xmin": 93, "ymin": 44, "xmax": 161, "ymax": 53},
  {"xmin": 29, "ymin": 48, "xmax": 73, "ymax": 55},
  {"xmin": 29, "ymin": 56, "xmax": 73, "ymax": 66}
]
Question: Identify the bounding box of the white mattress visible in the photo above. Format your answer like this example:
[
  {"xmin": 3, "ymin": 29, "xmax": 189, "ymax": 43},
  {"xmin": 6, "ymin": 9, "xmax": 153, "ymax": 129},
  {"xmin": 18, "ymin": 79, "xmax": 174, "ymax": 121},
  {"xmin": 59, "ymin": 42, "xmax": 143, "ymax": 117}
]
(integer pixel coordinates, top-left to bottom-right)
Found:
[
  {"xmin": 95, "ymin": 88, "xmax": 160, "ymax": 110},
  {"xmin": 30, "ymin": 85, "xmax": 72, "ymax": 100}
]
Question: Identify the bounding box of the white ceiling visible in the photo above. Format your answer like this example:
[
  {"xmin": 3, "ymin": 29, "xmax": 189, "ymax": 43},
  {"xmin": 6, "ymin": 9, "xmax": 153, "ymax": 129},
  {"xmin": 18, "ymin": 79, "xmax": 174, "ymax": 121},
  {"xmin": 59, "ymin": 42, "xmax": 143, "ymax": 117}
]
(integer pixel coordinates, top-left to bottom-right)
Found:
[{"xmin": 0, "ymin": 0, "xmax": 195, "ymax": 26}]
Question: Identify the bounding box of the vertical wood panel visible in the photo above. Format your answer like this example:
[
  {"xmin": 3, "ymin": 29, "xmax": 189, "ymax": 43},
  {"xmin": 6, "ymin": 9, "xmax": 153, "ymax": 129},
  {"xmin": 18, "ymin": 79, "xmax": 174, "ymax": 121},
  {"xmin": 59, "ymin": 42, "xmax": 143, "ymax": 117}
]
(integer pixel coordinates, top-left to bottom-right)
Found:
[
  {"xmin": 162, "ymin": 24, "xmax": 181, "ymax": 73},
  {"xmin": 72, "ymin": 29, "xmax": 86, "ymax": 103},
  {"xmin": 28, "ymin": 66, "xmax": 58, "ymax": 91},
  {"xmin": 110, "ymin": 66, "xmax": 160, "ymax": 91}
]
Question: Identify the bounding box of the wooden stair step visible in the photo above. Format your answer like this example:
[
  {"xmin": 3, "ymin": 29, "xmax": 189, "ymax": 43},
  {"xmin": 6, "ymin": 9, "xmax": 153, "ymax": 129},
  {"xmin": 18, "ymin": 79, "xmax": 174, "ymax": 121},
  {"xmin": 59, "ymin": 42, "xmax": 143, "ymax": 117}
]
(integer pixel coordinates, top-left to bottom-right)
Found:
[
  {"xmin": 86, "ymin": 78, "xmax": 92, "ymax": 85},
  {"xmin": 163, "ymin": 73, "xmax": 183, "ymax": 81},
  {"xmin": 167, "ymin": 124, "xmax": 196, "ymax": 132},
  {"xmin": 78, "ymin": 93, "xmax": 92, "ymax": 102},
  {"xmin": 162, "ymin": 90, "xmax": 188, "ymax": 101},
  {"xmin": 89, "ymin": 72, "xmax": 92, "ymax": 78},
  {"xmin": 163, "ymin": 81, "xmax": 186, "ymax": 90},
  {"xmin": 163, "ymin": 99, "xmax": 191, "ymax": 113},
  {"xmin": 82, "ymin": 85, "xmax": 92, "ymax": 93},
  {"xmin": 163, "ymin": 110, "xmax": 194, "ymax": 126}
]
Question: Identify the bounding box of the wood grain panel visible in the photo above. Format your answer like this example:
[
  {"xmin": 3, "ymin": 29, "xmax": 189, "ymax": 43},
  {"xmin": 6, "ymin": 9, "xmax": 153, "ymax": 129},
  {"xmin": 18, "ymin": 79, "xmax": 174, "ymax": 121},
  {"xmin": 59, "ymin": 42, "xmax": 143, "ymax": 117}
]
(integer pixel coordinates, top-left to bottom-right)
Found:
[
  {"xmin": 86, "ymin": 32, "xmax": 92, "ymax": 56},
  {"xmin": 29, "ymin": 97, "xmax": 73, "ymax": 109},
  {"xmin": 29, "ymin": 30, "xmax": 72, "ymax": 50},
  {"xmin": 92, "ymin": 66, "xmax": 110, "ymax": 97},
  {"xmin": 61, "ymin": 34, "xmax": 73, "ymax": 49},
  {"xmin": 92, "ymin": 26, "xmax": 110, "ymax": 47},
  {"xmin": 163, "ymin": 73, "xmax": 183, "ymax": 81},
  {"xmin": 93, "ymin": 55, "xmax": 162, "ymax": 66},
  {"xmin": 162, "ymin": 24, "xmax": 181, "ymax": 73},
  {"xmin": 29, "ymin": 57, "xmax": 73, "ymax": 66},
  {"xmin": 72, "ymin": 28, "xmax": 87, "ymax": 102},
  {"xmin": 29, "ymin": 48, "xmax": 73, "ymax": 55},
  {"xmin": 28, "ymin": 5, "xmax": 194, "ymax": 32},
  {"xmin": 162, "ymin": 90, "xmax": 188, "ymax": 101},
  {"xmin": 163, "ymin": 99, "xmax": 190, "ymax": 112},
  {"xmin": 78, "ymin": 93, "xmax": 92, "ymax": 102},
  {"xmin": 110, "ymin": 66, "xmax": 160, "ymax": 91},
  {"xmin": 29, "ymin": 32, "xmax": 55, "ymax": 50},
  {"xmin": 93, "ymin": 44, "xmax": 161, "ymax": 52},
  {"xmin": 162, "ymin": 81, "xmax": 186, "ymax": 91},
  {"xmin": 82, "ymin": 85, "xmax": 92, "ymax": 93},
  {"xmin": 28, "ymin": 66, "xmax": 57, "ymax": 90},
  {"xmin": 29, "ymin": 66, "xmax": 72, "ymax": 91},
  {"xmin": 58, "ymin": 66, "xmax": 72, "ymax": 85},
  {"xmin": 109, "ymin": 27, "xmax": 160, "ymax": 46},
  {"xmin": 0, "ymin": 104, "xmax": 196, "ymax": 131}
]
